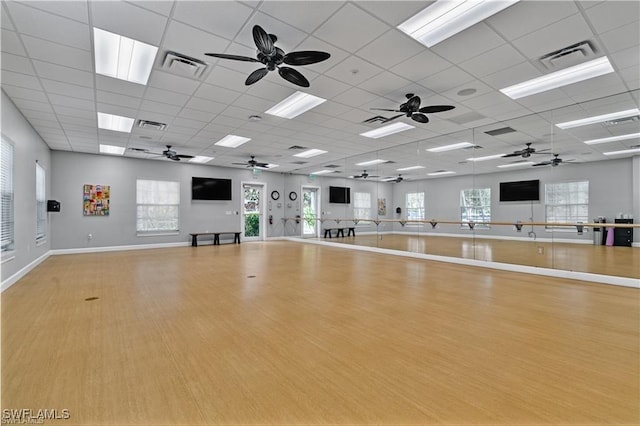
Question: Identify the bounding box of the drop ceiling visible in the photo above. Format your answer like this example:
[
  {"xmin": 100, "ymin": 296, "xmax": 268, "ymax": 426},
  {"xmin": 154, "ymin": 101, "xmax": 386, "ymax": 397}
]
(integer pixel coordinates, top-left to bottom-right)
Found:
[{"xmin": 1, "ymin": 0, "xmax": 639, "ymax": 180}]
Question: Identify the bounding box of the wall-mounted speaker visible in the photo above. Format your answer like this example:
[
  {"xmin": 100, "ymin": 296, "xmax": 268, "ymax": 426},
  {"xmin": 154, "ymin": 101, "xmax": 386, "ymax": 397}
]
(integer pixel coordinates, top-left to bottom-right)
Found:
[
  {"xmin": 47, "ymin": 200, "xmax": 61, "ymax": 212},
  {"xmin": 396, "ymin": 207, "xmax": 402, "ymax": 214}
]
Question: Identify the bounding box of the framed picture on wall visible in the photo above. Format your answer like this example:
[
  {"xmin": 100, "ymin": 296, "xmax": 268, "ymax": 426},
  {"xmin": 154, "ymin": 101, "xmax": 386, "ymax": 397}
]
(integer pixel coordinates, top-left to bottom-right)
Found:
[
  {"xmin": 83, "ymin": 184, "xmax": 110, "ymax": 216},
  {"xmin": 378, "ymin": 198, "xmax": 386, "ymax": 216}
]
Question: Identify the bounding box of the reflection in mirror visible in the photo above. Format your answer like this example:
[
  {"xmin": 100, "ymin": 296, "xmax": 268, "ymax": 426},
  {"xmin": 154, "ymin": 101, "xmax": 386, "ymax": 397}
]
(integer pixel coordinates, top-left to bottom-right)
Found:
[{"xmin": 282, "ymin": 90, "xmax": 639, "ymax": 281}]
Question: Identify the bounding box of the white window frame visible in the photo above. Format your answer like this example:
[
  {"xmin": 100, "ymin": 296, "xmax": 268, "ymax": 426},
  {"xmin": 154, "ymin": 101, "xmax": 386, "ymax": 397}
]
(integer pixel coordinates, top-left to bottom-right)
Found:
[
  {"xmin": 136, "ymin": 179, "xmax": 180, "ymax": 235},
  {"xmin": 1, "ymin": 138, "xmax": 15, "ymax": 254},
  {"xmin": 353, "ymin": 191, "xmax": 371, "ymax": 220},
  {"xmin": 35, "ymin": 162, "xmax": 47, "ymax": 244},
  {"xmin": 460, "ymin": 188, "xmax": 491, "ymax": 229},
  {"xmin": 545, "ymin": 181, "xmax": 589, "ymax": 231},
  {"xmin": 406, "ymin": 192, "xmax": 425, "ymax": 221}
]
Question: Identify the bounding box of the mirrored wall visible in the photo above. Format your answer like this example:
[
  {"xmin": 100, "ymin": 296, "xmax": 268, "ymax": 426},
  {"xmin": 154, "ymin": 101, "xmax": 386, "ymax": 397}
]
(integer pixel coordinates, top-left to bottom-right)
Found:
[{"xmin": 275, "ymin": 90, "xmax": 640, "ymax": 281}]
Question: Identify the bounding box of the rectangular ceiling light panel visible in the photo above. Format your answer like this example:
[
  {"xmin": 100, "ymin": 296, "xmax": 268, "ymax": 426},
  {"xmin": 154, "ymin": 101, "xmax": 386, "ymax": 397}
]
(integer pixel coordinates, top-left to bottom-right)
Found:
[
  {"xmin": 265, "ymin": 92, "xmax": 326, "ymax": 119},
  {"xmin": 397, "ymin": 165, "xmax": 426, "ymax": 171},
  {"xmin": 189, "ymin": 156, "xmax": 214, "ymax": 163},
  {"xmin": 584, "ymin": 133, "xmax": 640, "ymax": 145},
  {"xmin": 500, "ymin": 57, "xmax": 614, "ymax": 99},
  {"xmin": 497, "ymin": 161, "xmax": 534, "ymax": 168},
  {"xmin": 467, "ymin": 154, "xmax": 506, "ymax": 161},
  {"xmin": 97, "ymin": 112, "xmax": 135, "ymax": 133},
  {"xmin": 93, "ymin": 28, "xmax": 158, "ymax": 85},
  {"xmin": 294, "ymin": 149, "xmax": 328, "ymax": 158},
  {"xmin": 311, "ymin": 170, "xmax": 334, "ymax": 175},
  {"xmin": 398, "ymin": 0, "xmax": 520, "ymax": 47},
  {"xmin": 356, "ymin": 159, "xmax": 387, "ymax": 166},
  {"xmin": 555, "ymin": 109, "xmax": 640, "ymax": 129},
  {"xmin": 99, "ymin": 144, "xmax": 125, "ymax": 155},
  {"xmin": 603, "ymin": 148, "xmax": 640, "ymax": 156},
  {"xmin": 428, "ymin": 171, "xmax": 456, "ymax": 176},
  {"xmin": 427, "ymin": 142, "xmax": 475, "ymax": 152},
  {"xmin": 360, "ymin": 122, "xmax": 415, "ymax": 139},
  {"xmin": 214, "ymin": 135, "xmax": 251, "ymax": 148}
]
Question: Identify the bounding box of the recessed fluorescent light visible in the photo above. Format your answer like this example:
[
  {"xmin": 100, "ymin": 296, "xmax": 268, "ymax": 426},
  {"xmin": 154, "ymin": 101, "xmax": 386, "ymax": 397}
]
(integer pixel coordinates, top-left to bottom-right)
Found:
[
  {"xmin": 97, "ymin": 112, "xmax": 134, "ymax": 133},
  {"xmin": 360, "ymin": 122, "xmax": 414, "ymax": 139},
  {"xmin": 294, "ymin": 149, "xmax": 328, "ymax": 158},
  {"xmin": 397, "ymin": 165, "xmax": 425, "ymax": 171},
  {"xmin": 584, "ymin": 132, "xmax": 640, "ymax": 145},
  {"xmin": 603, "ymin": 148, "xmax": 640, "ymax": 156},
  {"xmin": 500, "ymin": 57, "xmax": 614, "ymax": 99},
  {"xmin": 93, "ymin": 28, "xmax": 158, "ymax": 85},
  {"xmin": 265, "ymin": 91, "xmax": 326, "ymax": 119},
  {"xmin": 398, "ymin": 0, "xmax": 519, "ymax": 47},
  {"xmin": 428, "ymin": 171, "xmax": 456, "ymax": 176},
  {"xmin": 555, "ymin": 109, "xmax": 640, "ymax": 129},
  {"xmin": 189, "ymin": 156, "xmax": 214, "ymax": 164},
  {"xmin": 497, "ymin": 161, "xmax": 535, "ymax": 168},
  {"xmin": 214, "ymin": 135, "xmax": 251, "ymax": 148},
  {"xmin": 311, "ymin": 170, "xmax": 334, "ymax": 175},
  {"xmin": 356, "ymin": 159, "xmax": 387, "ymax": 166},
  {"xmin": 99, "ymin": 144, "xmax": 125, "ymax": 155},
  {"xmin": 427, "ymin": 142, "xmax": 475, "ymax": 152},
  {"xmin": 467, "ymin": 154, "xmax": 507, "ymax": 162}
]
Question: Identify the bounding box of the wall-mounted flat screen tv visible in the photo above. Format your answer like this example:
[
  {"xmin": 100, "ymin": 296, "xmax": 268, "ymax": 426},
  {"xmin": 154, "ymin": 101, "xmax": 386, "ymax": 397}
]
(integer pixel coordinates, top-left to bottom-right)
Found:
[
  {"xmin": 499, "ymin": 179, "xmax": 540, "ymax": 202},
  {"xmin": 329, "ymin": 186, "xmax": 350, "ymax": 204},
  {"xmin": 192, "ymin": 177, "xmax": 232, "ymax": 200}
]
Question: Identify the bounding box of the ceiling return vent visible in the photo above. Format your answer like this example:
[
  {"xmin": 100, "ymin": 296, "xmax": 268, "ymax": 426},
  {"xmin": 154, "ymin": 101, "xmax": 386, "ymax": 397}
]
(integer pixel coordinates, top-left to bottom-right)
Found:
[
  {"xmin": 138, "ymin": 120, "xmax": 167, "ymax": 131},
  {"xmin": 539, "ymin": 40, "xmax": 597, "ymax": 70},
  {"xmin": 162, "ymin": 51, "xmax": 208, "ymax": 79}
]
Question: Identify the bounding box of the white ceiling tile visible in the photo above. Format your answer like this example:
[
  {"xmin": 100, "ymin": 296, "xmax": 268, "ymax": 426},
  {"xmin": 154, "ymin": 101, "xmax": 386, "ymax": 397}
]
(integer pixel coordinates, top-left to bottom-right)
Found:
[
  {"xmin": 13, "ymin": 98, "xmax": 53, "ymax": 113},
  {"xmin": 486, "ymin": 1, "xmax": 578, "ymax": 40},
  {"xmin": 259, "ymin": 1, "xmax": 344, "ymax": 33},
  {"xmin": 359, "ymin": 71, "xmax": 411, "ymax": 96},
  {"xmin": 610, "ymin": 45, "xmax": 640, "ymax": 71},
  {"xmin": 21, "ymin": 35, "xmax": 92, "ymax": 71},
  {"xmin": 95, "ymin": 103, "xmax": 137, "ymax": 119},
  {"xmin": 48, "ymin": 93, "xmax": 95, "ymax": 111},
  {"xmin": 22, "ymin": 109, "xmax": 58, "ymax": 122},
  {"xmin": 356, "ymin": 29, "xmax": 424, "ymax": 69},
  {"xmin": 418, "ymin": 67, "xmax": 475, "ymax": 94},
  {"xmin": 1, "ymin": 52, "xmax": 36, "ymax": 75},
  {"xmin": 55, "ymin": 113, "xmax": 95, "ymax": 127},
  {"xmin": 2, "ymin": 85, "xmax": 48, "ymax": 103},
  {"xmin": 511, "ymin": 14, "xmax": 594, "ymax": 59},
  {"xmin": 1, "ymin": 29, "xmax": 27, "ymax": 56},
  {"xmin": 148, "ymin": 70, "xmax": 200, "ymax": 96},
  {"xmin": 171, "ymin": 117, "xmax": 207, "ymax": 130},
  {"xmin": 482, "ymin": 62, "xmax": 542, "ymax": 90},
  {"xmin": 96, "ymin": 90, "xmax": 141, "ymax": 109},
  {"xmin": 459, "ymin": 44, "xmax": 526, "ymax": 78},
  {"xmin": 91, "ymin": 1, "xmax": 167, "ymax": 45},
  {"xmin": 1, "ymin": 69, "xmax": 42, "ymax": 90},
  {"xmin": 6, "ymin": 2, "xmax": 90, "ymax": 50},
  {"xmin": 619, "ymin": 65, "xmax": 640, "ymax": 91},
  {"xmin": 95, "ymin": 75, "xmax": 144, "ymax": 97},
  {"xmin": 291, "ymin": 36, "xmax": 350, "ymax": 74},
  {"xmin": 306, "ymin": 75, "xmax": 351, "ymax": 100},
  {"xmin": 584, "ymin": 1, "xmax": 639, "ymax": 34},
  {"xmin": 184, "ymin": 97, "xmax": 228, "ymax": 115},
  {"xmin": 431, "ymin": 23, "xmax": 506, "ymax": 64},
  {"xmin": 356, "ymin": 1, "xmax": 431, "ymax": 27},
  {"xmin": 54, "ymin": 104, "xmax": 96, "ymax": 119},
  {"xmin": 32, "ymin": 60, "xmax": 93, "ymax": 87},
  {"xmin": 144, "ymin": 87, "xmax": 190, "ymax": 107},
  {"xmin": 173, "ymin": 1, "xmax": 252, "ymax": 40},
  {"xmin": 314, "ymin": 3, "xmax": 389, "ymax": 53},
  {"xmin": 310, "ymin": 101, "xmax": 353, "ymax": 118},
  {"xmin": 194, "ymin": 83, "xmax": 243, "ymax": 104},
  {"xmin": 25, "ymin": 1, "xmax": 89, "ymax": 23},
  {"xmin": 178, "ymin": 108, "xmax": 218, "ymax": 123},
  {"xmin": 324, "ymin": 55, "xmax": 384, "ymax": 86},
  {"xmin": 599, "ymin": 21, "xmax": 640, "ymax": 54},
  {"xmin": 1, "ymin": 4, "xmax": 14, "ymax": 30},
  {"xmin": 164, "ymin": 20, "xmax": 230, "ymax": 63},
  {"xmin": 126, "ymin": 1, "xmax": 175, "ymax": 16},
  {"xmin": 332, "ymin": 87, "xmax": 379, "ymax": 108},
  {"xmin": 41, "ymin": 78, "xmax": 94, "ymax": 101},
  {"xmin": 139, "ymin": 99, "xmax": 182, "ymax": 116},
  {"xmin": 389, "ymin": 50, "xmax": 451, "ymax": 82},
  {"xmin": 232, "ymin": 93, "xmax": 277, "ymax": 113}
]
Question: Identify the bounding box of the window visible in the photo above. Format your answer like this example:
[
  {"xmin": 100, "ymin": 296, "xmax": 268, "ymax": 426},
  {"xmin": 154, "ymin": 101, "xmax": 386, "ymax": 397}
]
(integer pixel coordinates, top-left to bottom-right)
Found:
[
  {"xmin": 1, "ymin": 139, "xmax": 14, "ymax": 252},
  {"xmin": 545, "ymin": 181, "xmax": 589, "ymax": 229},
  {"xmin": 461, "ymin": 188, "xmax": 491, "ymax": 228},
  {"xmin": 136, "ymin": 179, "xmax": 180, "ymax": 234},
  {"xmin": 406, "ymin": 192, "xmax": 425, "ymax": 220},
  {"xmin": 36, "ymin": 162, "xmax": 46, "ymax": 243},
  {"xmin": 353, "ymin": 192, "xmax": 371, "ymax": 220}
]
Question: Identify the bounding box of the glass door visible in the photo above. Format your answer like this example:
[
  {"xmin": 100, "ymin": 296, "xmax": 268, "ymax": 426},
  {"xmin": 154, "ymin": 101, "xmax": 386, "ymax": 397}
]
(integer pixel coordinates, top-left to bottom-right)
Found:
[
  {"xmin": 243, "ymin": 183, "xmax": 263, "ymax": 241},
  {"xmin": 302, "ymin": 186, "xmax": 320, "ymax": 237}
]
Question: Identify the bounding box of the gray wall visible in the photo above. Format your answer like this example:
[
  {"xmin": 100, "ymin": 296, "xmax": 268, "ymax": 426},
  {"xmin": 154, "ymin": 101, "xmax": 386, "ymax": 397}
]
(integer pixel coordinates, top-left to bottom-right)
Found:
[
  {"xmin": 50, "ymin": 151, "xmax": 288, "ymax": 249},
  {"xmin": 1, "ymin": 90, "xmax": 52, "ymax": 282}
]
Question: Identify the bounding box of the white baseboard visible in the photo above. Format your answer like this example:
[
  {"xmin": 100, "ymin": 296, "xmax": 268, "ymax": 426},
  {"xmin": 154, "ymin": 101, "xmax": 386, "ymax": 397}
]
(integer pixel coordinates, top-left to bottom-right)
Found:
[
  {"xmin": 391, "ymin": 231, "xmax": 593, "ymax": 245},
  {"xmin": 1, "ymin": 251, "xmax": 51, "ymax": 292},
  {"xmin": 284, "ymin": 237, "xmax": 639, "ymax": 288},
  {"xmin": 633, "ymin": 242, "xmax": 640, "ymax": 248},
  {"xmin": 50, "ymin": 241, "xmax": 190, "ymax": 256}
]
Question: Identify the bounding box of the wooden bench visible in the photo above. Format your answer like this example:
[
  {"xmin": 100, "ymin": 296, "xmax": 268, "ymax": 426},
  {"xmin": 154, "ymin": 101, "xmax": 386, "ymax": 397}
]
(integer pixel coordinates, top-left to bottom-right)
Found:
[
  {"xmin": 323, "ymin": 227, "xmax": 355, "ymax": 238},
  {"xmin": 190, "ymin": 232, "xmax": 241, "ymax": 246}
]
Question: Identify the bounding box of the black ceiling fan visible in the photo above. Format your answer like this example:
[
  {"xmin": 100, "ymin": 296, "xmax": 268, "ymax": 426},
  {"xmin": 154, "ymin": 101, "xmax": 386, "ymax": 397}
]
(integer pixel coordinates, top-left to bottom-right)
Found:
[
  {"xmin": 128, "ymin": 145, "xmax": 194, "ymax": 161},
  {"xmin": 351, "ymin": 170, "xmax": 379, "ymax": 179},
  {"xmin": 371, "ymin": 94, "xmax": 455, "ymax": 124},
  {"xmin": 205, "ymin": 25, "xmax": 330, "ymax": 87},
  {"xmin": 384, "ymin": 174, "xmax": 404, "ymax": 183},
  {"xmin": 232, "ymin": 156, "xmax": 269, "ymax": 168},
  {"xmin": 533, "ymin": 154, "xmax": 577, "ymax": 167},
  {"xmin": 503, "ymin": 142, "xmax": 551, "ymax": 158}
]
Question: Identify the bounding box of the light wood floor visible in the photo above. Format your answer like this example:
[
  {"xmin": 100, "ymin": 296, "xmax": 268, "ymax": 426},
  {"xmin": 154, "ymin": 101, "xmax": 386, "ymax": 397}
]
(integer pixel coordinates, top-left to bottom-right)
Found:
[
  {"xmin": 2, "ymin": 241, "xmax": 639, "ymax": 424},
  {"xmin": 320, "ymin": 233, "xmax": 640, "ymax": 278}
]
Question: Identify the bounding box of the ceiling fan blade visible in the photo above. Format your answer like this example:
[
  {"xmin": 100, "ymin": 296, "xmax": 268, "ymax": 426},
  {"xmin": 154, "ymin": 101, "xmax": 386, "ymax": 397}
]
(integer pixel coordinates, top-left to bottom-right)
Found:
[
  {"xmin": 535, "ymin": 148, "xmax": 551, "ymax": 152},
  {"xmin": 232, "ymin": 162, "xmax": 249, "ymax": 165},
  {"xmin": 176, "ymin": 154, "xmax": 194, "ymax": 159},
  {"xmin": 252, "ymin": 25, "xmax": 275, "ymax": 56},
  {"xmin": 502, "ymin": 152, "xmax": 522, "ymax": 158},
  {"xmin": 370, "ymin": 108, "xmax": 400, "ymax": 112},
  {"xmin": 283, "ymin": 51, "xmax": 331, "ymax": 66},
  {"xmin": 406, "ymin": 96, "xmax": 421, "ymax": 111},
  {"xmin": 255, "ymin": 163, "xmax": 270, "ymax": 168},
  {"xmin": 419, "ymin": 105, "xmax": 455, "ymax": 114},
  {"xmin": 278, "ymin": 67, "xmax": 310, "ymax": 87},
  {"xmin": 384, "ymin": 114, "xmax": 404, "ymax": 123},
  {"xmin": 245, "ymin": 68, "xmax": 269, "ymax": 85},
  {"xmin": 411, "ymin": 113, "xmax": 429, "ymax": 123},
  {"xmin": 204, "ymin": 53, "xmax": 259, "ymax": 62}
]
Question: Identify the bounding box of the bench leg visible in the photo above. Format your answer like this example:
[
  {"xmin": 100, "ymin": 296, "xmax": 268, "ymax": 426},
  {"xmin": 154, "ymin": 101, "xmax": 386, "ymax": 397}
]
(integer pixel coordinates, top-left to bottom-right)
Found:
[
  {"xmin": 235, "ymin": 233, "xmax": 241, "ymax": 244},
  {"xmin": 191, "ymin": 235, "xmax": 198, "ymax": 247},
  {"xmin": 348, "ymin": 228, "xmax": 355, "ymax": 237},
  {"xmin": 213, "ymin": 234, "xmax": 220, "ymax": 245},
  {"xmin": 337, "ymin": 229, "xmax": 344, "ymax": 237}
]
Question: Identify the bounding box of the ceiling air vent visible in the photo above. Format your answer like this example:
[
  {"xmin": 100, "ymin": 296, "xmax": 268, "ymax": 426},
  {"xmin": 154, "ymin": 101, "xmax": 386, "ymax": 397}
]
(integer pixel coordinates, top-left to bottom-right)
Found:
[
  {"xmin": 323, "ymin": 164, "xmax": 341, "ymax": 168},
  {"xmin": 464, "ymin": 145, "xmax": 483, "ymax": 150},
  {"xmin": 290, "ymin": 161, "xmax": 308, "ymax": 165},
  {"xmin": 485, "ymin": 126, "xmax": 516, "ymax": 136},
  {"xmin": 138, "ymin": 120, "xmax": 167, "ymax": 131},
  {"xmin": 602, "ymin": 115, "xmax": 640, "ymax": 127},
  {"xmin": 288, "ymin": 145, "xmax": 308, "ymax": 150},
  {"xmin": 163, "ymin": 51, "xmax": 208, "ymax": 79},
  {"xmin": 539, "ymin": 40, "xmax": 597, "ymax": 70}
]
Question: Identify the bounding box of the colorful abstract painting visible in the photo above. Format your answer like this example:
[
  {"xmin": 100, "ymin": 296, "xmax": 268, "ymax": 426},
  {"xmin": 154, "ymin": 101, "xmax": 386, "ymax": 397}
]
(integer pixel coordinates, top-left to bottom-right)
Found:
[
  {"xmin": 378, "ymin": 198, "xmax": 386, "ymax": 216},
  {"xmin": 83, "ymin": 184, "xmax": 110, "ymax": 216}
]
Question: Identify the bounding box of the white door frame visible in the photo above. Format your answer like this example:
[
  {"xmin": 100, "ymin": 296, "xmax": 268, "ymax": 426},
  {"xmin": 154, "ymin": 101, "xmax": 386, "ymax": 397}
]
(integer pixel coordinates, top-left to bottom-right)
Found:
[
  {"xmin": 241, "ymin": 181, "xmax": 267, "ymax": 241},
  {"xmin": 301, "ymin": 185, "xmax": 321, "ymax": 238}
]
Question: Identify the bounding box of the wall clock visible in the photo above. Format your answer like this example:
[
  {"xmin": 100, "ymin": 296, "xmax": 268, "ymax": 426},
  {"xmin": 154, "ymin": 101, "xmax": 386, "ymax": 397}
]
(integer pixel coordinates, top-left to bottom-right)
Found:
[
  {"xmin": 270, "ymin": 190, "xmax": 280, "ymax": 200},
  {"xmin": 289, "ymin": 191, "xmax": 297, "ymax": 201}
]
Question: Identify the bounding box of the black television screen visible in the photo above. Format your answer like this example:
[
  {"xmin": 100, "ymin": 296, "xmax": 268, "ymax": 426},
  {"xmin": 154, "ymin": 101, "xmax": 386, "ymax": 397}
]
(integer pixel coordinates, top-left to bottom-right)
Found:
[
  {"xmin": 500, "ymin": 179, "xmax": 540, "ymax": 202},
  {"xmin": 329, "ymin": 186, "xmax": 350, "ymax": 204},
  {"xmin": 192, "ymin": 177, "xmax": 232, "ymax": 200}
]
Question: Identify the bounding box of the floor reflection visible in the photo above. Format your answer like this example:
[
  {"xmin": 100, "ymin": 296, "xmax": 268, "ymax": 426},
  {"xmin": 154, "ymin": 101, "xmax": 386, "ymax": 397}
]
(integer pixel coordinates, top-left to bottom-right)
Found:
[{"xmin": 314, "ymin": 234, "xmax": 639, "ymax": 279}]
